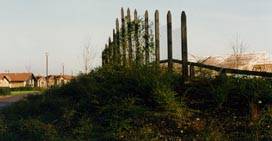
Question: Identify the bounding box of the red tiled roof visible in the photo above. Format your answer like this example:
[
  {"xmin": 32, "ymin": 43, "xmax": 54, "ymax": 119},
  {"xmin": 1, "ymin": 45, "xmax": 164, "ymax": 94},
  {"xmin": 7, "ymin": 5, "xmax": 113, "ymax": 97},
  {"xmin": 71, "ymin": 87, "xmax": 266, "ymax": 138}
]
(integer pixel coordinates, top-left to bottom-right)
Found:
[
  {"xmin": 62, "ymin": 75, "xmax": 74, "ymax": 80},
  {"xmin": 44, "ymin": 75, "xmax": 74, "ymax": 80},
  {"xmin": 0, "ymin": 73, "xmax": 35, "ymax": 82},
  {"xmin": 36, "ymin": 76, "xmax": 46, "ymax": 80}
]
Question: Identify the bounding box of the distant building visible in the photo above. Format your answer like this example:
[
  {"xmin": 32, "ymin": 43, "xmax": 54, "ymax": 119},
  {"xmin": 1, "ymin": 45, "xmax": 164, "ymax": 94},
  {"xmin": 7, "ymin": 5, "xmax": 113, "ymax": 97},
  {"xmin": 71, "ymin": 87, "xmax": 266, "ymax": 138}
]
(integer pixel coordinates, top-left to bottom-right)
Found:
[
  {"xmin": 202, "ymin": 53, "xmax": 272, "ymax": 72},
  {"xmin": 56, "ymin": 75, "xmax": 74, "ymax": 86},
  {"xmin": 36, "ymin": 76, "xmax": 47, "ymax": 88},
  {"xmin": 219, "ymin": 53, "xmax": 267, "ymax": 70},
  {"xmin": 46, "ymin": 75, "xmax": 57, "ymax": 87},
  {"xmin": 252, "ymin": 64, "xmax": 272, "ymax": 72},
  {"xmin": 0, "ymin": 75, "xmax": 10, "ymax": 87},
  {"xmin": 36, "ymin": 75, "xmax": 74, "ymax": 88},
  {"xmin": 201, "ymin": 56, "xmax": 224, "ymax": 66},
  {"xmin": 0, "ymin": 72, "xmax": 74, "ymax": 88},
  {"xmin": 0, "ymin": 73, "xmax": 36, "ymax": 88}
]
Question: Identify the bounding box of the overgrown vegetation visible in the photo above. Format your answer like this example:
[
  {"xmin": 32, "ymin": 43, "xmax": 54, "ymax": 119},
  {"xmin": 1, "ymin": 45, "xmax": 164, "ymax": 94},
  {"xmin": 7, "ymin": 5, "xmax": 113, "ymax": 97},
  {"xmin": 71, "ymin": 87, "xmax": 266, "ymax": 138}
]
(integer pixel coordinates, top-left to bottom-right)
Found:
[{"xmin": 0, "ymin": 65, "xmax": 272, "ymax": 140}]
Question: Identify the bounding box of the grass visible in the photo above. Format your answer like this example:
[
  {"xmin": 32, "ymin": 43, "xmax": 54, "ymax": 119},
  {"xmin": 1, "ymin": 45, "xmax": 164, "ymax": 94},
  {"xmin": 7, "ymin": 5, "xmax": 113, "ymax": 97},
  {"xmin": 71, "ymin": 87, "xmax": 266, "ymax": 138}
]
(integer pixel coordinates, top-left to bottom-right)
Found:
[
  {"xmin": 0, "ymin": 90, "xmax": 40, "ymax": 97},
  {"xmin": 10, "ymin": 90, "xmax": 40, "ymax": 96},
  {"xmin": 0, "ymin": 65, "xmax": 271, "ymax": 140}
]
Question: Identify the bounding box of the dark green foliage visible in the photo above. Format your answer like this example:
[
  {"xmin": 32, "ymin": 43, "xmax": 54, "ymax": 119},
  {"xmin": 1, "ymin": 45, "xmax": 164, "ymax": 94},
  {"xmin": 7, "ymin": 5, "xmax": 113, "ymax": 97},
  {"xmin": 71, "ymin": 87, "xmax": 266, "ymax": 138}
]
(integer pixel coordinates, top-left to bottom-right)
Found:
[
  {"xmin": 0, "ymin": 87, "xmax": 11, "ymax": 96},
  {"xmin": 10, "ymin": 87, "xmax": 33, "ymax": 91},
  {"xmin": 0, "ymin": 65, "xmax": 190, "ymax": 140},
  {"xmin": 181, "ymin": 76, "xmax": 272, "ymax": 140},
  {"xmin": 11, "ymin": 87, "xmax": 44, "ymax": 92},
  {"xmin": 1, "ymin": 65, "xmax": 272, "ymax": 140},
  {"xmin": 104, "ymin": 13, "xmax": 155, "ymax": 66}
]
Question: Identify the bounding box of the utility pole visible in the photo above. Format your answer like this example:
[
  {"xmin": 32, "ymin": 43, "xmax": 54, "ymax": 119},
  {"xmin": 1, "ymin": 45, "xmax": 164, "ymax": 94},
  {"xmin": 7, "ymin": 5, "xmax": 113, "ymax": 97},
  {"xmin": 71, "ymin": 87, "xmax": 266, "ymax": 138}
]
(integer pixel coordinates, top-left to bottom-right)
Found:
[
  {"xmin": 45, "ymin": 52, "xmax": 49, "ymax": 88},
  {"xmin": 62, "ymin": 63, "xmax": 64, "ymax": 76}
]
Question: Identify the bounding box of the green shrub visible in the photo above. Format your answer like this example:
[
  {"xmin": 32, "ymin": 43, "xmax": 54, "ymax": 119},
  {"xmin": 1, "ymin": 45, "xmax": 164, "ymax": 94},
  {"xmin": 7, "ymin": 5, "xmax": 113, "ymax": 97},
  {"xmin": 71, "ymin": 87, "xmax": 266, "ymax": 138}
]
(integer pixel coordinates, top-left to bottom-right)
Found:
[
  {"xmin": 1, "ymin": 65, "xmax": 272, "ymax": 140},
  {"xmin": 10, "ymin": 118, "xmax": 58, "ymax": 141},
  {"xmin": 11, "ymin": 87, "xmax": 33, "ymax": 91},
  {"xmin": 0, "ymin": 87, "xmax": 11, "ymax": 96}
]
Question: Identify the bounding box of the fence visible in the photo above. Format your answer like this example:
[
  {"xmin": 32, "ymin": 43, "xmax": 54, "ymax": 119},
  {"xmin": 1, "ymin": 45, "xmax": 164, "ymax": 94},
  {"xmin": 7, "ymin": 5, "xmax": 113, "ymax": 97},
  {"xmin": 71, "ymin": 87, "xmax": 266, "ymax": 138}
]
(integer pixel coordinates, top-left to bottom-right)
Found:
[{"xmin": 102, "ymin": 8, "xmax": 272, "ymax": 79}]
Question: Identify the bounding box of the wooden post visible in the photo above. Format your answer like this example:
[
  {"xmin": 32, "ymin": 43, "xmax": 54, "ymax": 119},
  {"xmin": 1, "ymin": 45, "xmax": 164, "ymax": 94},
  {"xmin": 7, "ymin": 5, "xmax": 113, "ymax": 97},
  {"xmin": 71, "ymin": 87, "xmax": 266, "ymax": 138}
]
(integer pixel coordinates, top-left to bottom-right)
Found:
[
  {"xmin": 121, "ymin": 8, "xmax": 127, "ymax": 66},
  {"xmin": 144, "ymin": 10, "xmax": 149, "ymax": 64},
  {"xmin": 127, "ymin": 8, "xmax": 133, "ymax": 65},
  {"xmin": 181, "ymin": 11, "xmax": 188, "ymax": 80},
  {"xmin": 116, "ymin": 18, "xmax": 121, "ymax": 64},
  {"xmin": 45, "ymin": 52, "xmax": 48, "ymax": 88},
  {"xmin": 190, "ymin": 65, "xmax": 195, "ymax": 79},
  {"xmin": 134, "ymin": 9, "xmax": 141, "ymax": 64},
  {"xmin": 167, "ymin": 11, "xmax": 173, "ymax": 72},
  {"xmin": 155, "ymin": 10, "xmax": 160, "ymax": 65}
]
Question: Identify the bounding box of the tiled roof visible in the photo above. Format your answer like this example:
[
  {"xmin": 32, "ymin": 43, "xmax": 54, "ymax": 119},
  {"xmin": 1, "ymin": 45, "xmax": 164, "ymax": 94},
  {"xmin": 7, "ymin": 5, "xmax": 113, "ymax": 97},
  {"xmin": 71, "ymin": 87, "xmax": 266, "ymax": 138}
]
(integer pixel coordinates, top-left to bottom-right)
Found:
[
  {"xmin": 62, "ymin": 75, "xmax": 74, "ymax": 80},
  {"xmin": 44, "ymin": 75, "xmax": 74, "ymax": 80},
  {"xmin": 36, "ymin": 76, "xmax": 46, "ymax": 80},
  {"xmin": 0, "ymin": 73, "xmax": 35, "ymax": 82},
  {"xmin": 202, "ymin": 53, "xmax": 269, "ymax": 71}
]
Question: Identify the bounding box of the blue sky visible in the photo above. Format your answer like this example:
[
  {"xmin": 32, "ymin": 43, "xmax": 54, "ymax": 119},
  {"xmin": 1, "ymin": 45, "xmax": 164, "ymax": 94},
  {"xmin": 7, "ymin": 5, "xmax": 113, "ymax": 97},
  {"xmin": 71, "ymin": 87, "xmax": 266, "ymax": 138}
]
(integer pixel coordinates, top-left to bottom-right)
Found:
[{"xmin": 0, "ymin": 0, "xmax": 271, "ymax": 75}]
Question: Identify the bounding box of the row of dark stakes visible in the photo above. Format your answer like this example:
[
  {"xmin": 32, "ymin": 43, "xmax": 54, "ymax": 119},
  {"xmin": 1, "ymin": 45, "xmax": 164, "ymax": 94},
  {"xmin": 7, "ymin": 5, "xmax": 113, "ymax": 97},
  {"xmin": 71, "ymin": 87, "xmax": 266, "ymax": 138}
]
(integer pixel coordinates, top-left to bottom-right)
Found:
[{"xmin": 102, "ymin": 8, "xmax": 189, "ymax": 80}]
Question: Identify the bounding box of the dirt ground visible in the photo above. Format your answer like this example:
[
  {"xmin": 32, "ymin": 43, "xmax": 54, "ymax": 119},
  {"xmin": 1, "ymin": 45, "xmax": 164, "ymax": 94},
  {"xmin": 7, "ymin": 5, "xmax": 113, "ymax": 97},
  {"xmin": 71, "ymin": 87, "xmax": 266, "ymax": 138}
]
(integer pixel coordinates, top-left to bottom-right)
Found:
[{"xmin": 0, "ymin": 94, "xmax": 29, "ymax": 109}]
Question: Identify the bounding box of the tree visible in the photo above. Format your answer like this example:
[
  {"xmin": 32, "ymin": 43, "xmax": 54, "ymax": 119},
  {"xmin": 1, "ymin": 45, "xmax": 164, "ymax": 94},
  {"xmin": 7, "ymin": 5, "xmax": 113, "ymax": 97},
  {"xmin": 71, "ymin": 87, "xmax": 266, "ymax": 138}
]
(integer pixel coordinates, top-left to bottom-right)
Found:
[
  {"xmin": 231, "ymin": 34, "xmax": 248, "ymax": 69},
  {"xmin": 102, "ymin": 10, "xmax": 155, "ymax": 67},
  {"xmin": 25, "ymin": 64, "xmax": 31, "ymax": 73},
  {"xmin": 82, "ymin": 39, "xmax": 92, "ymax": 74}
]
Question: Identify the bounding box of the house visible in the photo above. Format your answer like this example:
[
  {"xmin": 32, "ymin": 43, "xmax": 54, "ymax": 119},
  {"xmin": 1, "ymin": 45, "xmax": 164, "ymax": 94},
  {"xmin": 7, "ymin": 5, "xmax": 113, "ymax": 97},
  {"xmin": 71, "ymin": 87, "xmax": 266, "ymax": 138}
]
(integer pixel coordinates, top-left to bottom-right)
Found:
[
  {"xmin": 0, "ymin": 73, "xmax": 36, "ymax": 88},
  {"xmin": 202, "ymin": 53, "xmax": 271, "ymax": 71},
  {"xmin": 56, "ymin": 75, "xmax": 74, "ymax": 86},
  {"xmin": 36, "ymin": 76, "xmax": 47, "ymax": 88},
  {"xmin": 0, "ymin": 72, "xmax": 74, "ymax": 88},
  {"xmin": 36, "ymin": 75, "xmax": 74, "ymax": 88},
  {"xmin": 219, "ymin": 53, "xmax": 267, "ymax": 70},
  {"xmin": 0, "ymin": 75, "xmax": 10, "ymax": 87},
  {"xmin": 46, "ymin": 75, "xmax": 58, "ymax": 87},
  {"xmin": 252, "ymin": 64, "xmax": 272, "ymax": 72},
  {"xmin": 202, "ymin": 56, "xmax": 224, "ymax": 66}
]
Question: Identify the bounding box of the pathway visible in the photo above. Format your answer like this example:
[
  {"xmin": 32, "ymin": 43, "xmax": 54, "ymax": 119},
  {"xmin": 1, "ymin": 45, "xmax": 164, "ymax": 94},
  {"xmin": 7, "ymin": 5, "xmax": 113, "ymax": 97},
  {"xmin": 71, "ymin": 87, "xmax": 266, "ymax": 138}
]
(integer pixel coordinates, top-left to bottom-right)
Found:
[{"xmin": 0, "ymin": 94, "xmax": 31, "ymax": 109}]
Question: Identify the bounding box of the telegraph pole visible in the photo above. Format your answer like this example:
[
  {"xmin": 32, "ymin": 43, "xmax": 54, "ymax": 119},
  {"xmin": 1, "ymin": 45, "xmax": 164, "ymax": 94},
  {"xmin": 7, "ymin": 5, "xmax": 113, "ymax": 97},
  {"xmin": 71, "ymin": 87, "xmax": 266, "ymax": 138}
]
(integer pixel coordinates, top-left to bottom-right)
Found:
[
  {"xmin": 45, "ymin": 52, "xmax": 48, "ymax": 88},
  {"xmin": 62, "ymin": 63, "xmax": 64, "ymax": 76}
]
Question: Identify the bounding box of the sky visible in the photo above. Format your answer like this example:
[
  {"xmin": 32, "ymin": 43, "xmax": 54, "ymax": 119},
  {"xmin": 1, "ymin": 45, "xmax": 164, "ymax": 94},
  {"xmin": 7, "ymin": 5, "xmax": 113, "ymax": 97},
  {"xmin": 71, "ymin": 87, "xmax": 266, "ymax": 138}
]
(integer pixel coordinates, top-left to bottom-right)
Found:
[{"xmin": 0, "ymin": 0, "xmax": 271, "ymax": 75}]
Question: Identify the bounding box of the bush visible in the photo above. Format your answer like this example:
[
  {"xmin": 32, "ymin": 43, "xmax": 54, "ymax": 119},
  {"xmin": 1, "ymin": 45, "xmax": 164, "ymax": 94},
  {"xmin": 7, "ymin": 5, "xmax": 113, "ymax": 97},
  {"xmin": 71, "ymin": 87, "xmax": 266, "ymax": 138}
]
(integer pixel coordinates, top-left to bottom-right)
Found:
[
  {"xmin": 11, "ymin": 87, "xmax": 34, "ymax": 91},
  {"xmin": 12, "ymin": 118, "xmax": 58, "ymax": 141},
  {"xmin": 0, "ymin": 87, "xmax": 11, "ymax": 96},
  {"xmin": 1, "ymin": 65, "xmax": 272, "ymax": 140},
  {"xmin": 10, "ymin": 87, "xmax": 45, "ymax": 92}
]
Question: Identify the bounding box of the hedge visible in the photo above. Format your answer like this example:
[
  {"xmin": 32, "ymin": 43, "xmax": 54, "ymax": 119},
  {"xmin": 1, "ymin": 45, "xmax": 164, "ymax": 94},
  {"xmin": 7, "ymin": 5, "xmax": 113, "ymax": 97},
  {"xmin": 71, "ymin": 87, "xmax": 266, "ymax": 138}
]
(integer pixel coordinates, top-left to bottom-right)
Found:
[
  {"xmin": 0, "ymin": 87, "xmax": 11, "ymax": 96},
  {"xmin": 10, "ymin": 87, "xmax": 34, "ymax": 91}
]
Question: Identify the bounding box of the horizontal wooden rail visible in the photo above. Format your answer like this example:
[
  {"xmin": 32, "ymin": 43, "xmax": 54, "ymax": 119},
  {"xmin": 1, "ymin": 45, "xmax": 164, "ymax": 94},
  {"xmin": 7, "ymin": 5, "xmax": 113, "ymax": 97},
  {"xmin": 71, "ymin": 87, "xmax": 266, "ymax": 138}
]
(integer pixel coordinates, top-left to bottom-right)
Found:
[
  {"xmin": 159, "ymin": 59, "xmax": 168, "ymax": 64},
  {"xmin": 189, "ymin": 62, "xmax": 272, "ymax": 77},
  {"xmin": 159, "ymin": 59, "xmax": 272, "ymax": 77}
]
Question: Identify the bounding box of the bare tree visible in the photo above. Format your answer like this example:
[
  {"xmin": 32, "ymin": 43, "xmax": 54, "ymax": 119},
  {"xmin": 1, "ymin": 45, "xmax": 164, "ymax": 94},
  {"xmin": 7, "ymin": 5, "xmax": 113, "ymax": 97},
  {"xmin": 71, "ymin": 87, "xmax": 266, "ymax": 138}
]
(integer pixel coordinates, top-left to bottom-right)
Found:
[
  {"xmin": 82, "ymin": 36, "xmax": 99, "ymax": 74},
  {"xmin": 231, "ymin": 34, "xmax": 248, "ymax": 69},
  {"xmin": 83, "ymin": 41, "xmax": 91, "ymax": 74},
  {"xmin": 25, "ymin": 65, "xmax": 31, "ymax": 73},
  {"xmin": 25, "ymin": 59, "xmax": 32, "ymax": 73}
]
